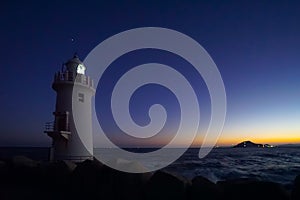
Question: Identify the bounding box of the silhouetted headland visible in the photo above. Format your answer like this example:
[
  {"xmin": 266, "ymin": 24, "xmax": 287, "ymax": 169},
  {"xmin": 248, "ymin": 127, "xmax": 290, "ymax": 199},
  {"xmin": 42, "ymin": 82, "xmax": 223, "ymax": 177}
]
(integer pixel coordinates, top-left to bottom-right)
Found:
[{"xmin": 233, "ymin": 141, "xmax": 273, "ymax": 148}]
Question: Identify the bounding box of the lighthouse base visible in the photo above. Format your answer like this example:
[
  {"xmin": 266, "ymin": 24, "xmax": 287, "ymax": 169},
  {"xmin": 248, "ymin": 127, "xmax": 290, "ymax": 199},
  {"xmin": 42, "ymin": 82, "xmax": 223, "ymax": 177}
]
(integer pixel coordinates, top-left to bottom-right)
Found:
[{"xmin": 49, "ymin": 146, "xmax": 93, "ymax": 162}]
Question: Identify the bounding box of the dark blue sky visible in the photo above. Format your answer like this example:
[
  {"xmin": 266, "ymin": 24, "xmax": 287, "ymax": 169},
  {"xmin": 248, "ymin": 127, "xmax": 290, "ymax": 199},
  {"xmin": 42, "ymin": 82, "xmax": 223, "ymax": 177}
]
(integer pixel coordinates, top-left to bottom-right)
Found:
[{"xmin": 1, "ymin": 0, "xmax": 299, "ymax": 146}]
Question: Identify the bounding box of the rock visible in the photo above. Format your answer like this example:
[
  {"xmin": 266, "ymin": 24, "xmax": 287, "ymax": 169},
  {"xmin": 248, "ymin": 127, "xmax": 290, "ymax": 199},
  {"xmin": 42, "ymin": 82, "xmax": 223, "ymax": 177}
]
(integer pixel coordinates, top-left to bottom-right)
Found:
[
  {"xmin": 0, "ymin": 160, "xmax": 9, "ymax": 185},
  {"xmin": 0, "ymin": 160, "xmax": 6, "ymax": 167},
  {"xmin": 70, "ymin": 159, "xmax": 113, "ymax": 199},
  {"xmin": 62, "ymin": 160, "xmax": 77, "ymax": 171},
  {"xmin": 217, "ymin": 178, "xmax": 289, "ymax": 200},
  {"xmin": 110, "ymin": 168, "xmax": 151, "ymax": 200},
  {"xmin": 291, "ymin": 175, "xmax": 300, "ymax": 200},
  {"xmin": 10, "ymin": 156, "xmax": 42, "ymax": 185},
  {"xmin": 107, "ymin": 158, "xmax": 149, "ymax": 172},
  {"xmin": 145, "ymin": 170, "xmax": 190, "ymax": 200},
  {"xmin": 1, "ymin": 156, "xmax": 298, "ymax": 200},
  {"xmin": 70, "ymin": 159, "xmax": 151, "ymax": 200},
  {"xmin": 12, "ymin": 155, "xmax": 39, "ymax": 167},
  {"xmin": 0, "ymin": 160, "xmax": 8, "ymax": 174},
  {"xmin": 0, "ymin": 157, "xmax": 46, "ymax": 200},
  {"xmin": 41, "ymin": 160, "xmax": 76, "ymax": 199},
  {"xmin": 187, "ymin": 176, "xmax": 221, "ymax": 200},
  {"xmin": 0, "ymin": 159, "xmax": 76, "ymax": 200}
]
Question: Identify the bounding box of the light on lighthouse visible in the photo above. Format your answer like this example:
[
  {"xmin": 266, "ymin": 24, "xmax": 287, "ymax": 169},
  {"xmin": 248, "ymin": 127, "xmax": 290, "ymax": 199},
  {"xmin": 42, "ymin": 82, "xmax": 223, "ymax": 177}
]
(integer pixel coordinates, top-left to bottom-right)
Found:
[
  {"xmin": 44, "ymin": 55, "xmax": 95, "ymax": 162},
  {"xmin": 77, "ymin": 63, "xmax": 86, "ymax": 75}
]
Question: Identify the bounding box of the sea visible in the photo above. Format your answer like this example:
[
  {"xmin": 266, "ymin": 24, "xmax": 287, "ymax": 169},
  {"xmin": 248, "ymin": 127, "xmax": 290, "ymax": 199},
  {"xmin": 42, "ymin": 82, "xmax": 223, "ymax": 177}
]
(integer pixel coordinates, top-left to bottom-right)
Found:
[
  {"xmin": 164, "ymin": 147, "xmax": 300, "ymax": 186},
  {"xmin": 1, "ymin": 147, "xmax": 300, "ymax": 187}
]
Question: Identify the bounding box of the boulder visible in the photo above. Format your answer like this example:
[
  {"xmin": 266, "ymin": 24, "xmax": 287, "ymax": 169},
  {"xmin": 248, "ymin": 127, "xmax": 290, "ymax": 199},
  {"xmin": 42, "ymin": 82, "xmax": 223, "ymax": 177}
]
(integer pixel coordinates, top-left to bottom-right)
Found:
[
  {"xmin": 40, "ymin": 160, "xmax": 76, "ymax": 199},
  {"xmin": 145, "ymin": 170, "xmax": 190, "ymax": 200},
  {"xmin": 10, "ymin": 156, "xmax": 42, "ymax": 185},
  {"xmin": 217, "ymin": 178, "xmax": 289, "ymax": 200},
  {"xmin": 109, "ymin": 168, "xmax": 151, "ymax": 200},
  {"xmin": 0, "ymin": 157, "xmax": 47, "ymax": 200},
  {"xmin": 70, "ymin": 158, "xmax": 151, "ymax": 200},
  {"xmin": 0, "ymin": 160, "xmax": 8, "ymax": 178},
  {"xmin": 187, "ymin": 176, "xmax": 221, "ymax": 200},
  {"xmin": 291, "ymin": 175, "xmax": 300, "ymax": 200},
  {"xmin": 70, "ymin": 159, "xmax": 113, "ymax": 199},
  {"xmin": 107, "ymin": 158, "xmax": 149, "ymax": 173},
  {"xmin": 12, "ymin": 155, "xmax": 39, "ymax": 168},
  {"xmin": 0, "ymin": 160, "xmax": 7, "ymax": 168}
]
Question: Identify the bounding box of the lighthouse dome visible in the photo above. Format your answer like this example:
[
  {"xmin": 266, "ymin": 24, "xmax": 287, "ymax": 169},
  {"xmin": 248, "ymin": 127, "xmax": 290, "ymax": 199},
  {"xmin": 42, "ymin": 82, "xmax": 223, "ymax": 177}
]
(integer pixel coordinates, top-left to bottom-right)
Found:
[{"xmin": 64, "ymin": 54, "xmax": 86, "ymax": 74}]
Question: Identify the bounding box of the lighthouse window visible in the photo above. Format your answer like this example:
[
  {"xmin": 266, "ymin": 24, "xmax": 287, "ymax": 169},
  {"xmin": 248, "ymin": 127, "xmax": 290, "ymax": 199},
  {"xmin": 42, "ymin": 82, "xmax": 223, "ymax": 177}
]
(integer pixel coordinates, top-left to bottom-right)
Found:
[{"xmin": 78, "ymin": 93, "xmax": 84, "ymax": 102}]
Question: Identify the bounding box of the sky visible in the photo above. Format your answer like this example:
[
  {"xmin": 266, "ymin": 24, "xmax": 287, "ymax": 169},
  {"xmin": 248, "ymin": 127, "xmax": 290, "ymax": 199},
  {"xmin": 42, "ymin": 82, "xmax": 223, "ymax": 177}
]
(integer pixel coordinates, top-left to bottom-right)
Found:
[{"xmin": 0, "ymin": 0, "xmax": 299, "ymax": 147}]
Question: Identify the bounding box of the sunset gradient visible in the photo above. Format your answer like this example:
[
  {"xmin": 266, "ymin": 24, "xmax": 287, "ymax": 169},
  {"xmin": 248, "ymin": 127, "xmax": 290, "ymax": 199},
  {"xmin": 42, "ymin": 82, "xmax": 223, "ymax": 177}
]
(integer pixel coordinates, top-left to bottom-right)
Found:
[{"xmin": 0, "ymin": 1, "xmax": 299, "ymax": 148}]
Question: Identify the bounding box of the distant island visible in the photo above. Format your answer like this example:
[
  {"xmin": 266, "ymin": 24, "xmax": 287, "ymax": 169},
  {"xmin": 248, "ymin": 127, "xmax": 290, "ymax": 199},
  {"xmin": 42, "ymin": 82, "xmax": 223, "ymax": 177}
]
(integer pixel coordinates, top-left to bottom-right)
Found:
[{"xmin": 233, "ymin": 141, "xmax": 273, "ymax": 148}]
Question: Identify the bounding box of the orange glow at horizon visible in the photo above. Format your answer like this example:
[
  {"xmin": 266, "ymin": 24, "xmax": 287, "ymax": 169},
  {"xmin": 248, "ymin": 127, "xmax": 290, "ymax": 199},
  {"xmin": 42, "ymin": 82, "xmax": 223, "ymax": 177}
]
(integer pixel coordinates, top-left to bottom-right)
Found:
[
  {"xmin": 216, "ymin": 137, "xmax": 300, "ymax": 146},
  {"xmin": 93, "ymin": 129, "xmax": 300, "ymax": 148},
  {"xmin": 192, "ymin": 130, "xmax": 300, "ymax": 147}
]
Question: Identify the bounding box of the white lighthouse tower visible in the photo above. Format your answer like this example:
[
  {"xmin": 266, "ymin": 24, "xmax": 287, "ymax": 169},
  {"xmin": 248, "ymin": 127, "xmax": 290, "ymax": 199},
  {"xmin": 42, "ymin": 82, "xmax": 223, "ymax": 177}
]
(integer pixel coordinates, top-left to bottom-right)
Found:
[{"xmin": 45, "ymin": 55, "xmax": 95, "ymax": 161}]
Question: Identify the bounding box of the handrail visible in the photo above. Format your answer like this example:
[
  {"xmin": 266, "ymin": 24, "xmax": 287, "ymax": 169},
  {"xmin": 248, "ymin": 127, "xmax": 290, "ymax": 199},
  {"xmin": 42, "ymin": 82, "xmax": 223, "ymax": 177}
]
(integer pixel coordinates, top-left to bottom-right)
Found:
[
  {"xmin": 45, "ymin": 122, "xmax": 54, "ymax": 131},
  {"xmin": 54, "ymin": 71, "xmax": 94, "ymax": 88}
]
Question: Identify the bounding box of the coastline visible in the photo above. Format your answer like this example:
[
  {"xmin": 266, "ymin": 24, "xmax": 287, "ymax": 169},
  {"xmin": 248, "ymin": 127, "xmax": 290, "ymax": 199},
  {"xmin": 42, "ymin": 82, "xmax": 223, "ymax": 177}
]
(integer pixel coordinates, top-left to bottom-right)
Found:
[{"xmin": 0, "ymin": 156, "xmax": 299, "ymax": 200}]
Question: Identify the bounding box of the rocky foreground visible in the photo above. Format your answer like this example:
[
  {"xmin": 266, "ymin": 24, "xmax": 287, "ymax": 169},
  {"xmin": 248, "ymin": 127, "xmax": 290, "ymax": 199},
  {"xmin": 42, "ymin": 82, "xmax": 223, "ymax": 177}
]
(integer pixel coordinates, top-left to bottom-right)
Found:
[{"xmin": 0, "ymin": 156, "xmax": 299, "ymax": 200}]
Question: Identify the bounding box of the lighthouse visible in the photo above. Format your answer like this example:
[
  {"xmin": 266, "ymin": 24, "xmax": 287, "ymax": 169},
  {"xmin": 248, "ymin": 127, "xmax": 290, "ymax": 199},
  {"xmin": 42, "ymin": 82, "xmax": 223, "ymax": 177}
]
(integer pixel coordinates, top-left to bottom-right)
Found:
[{"xmin": 45, "ymin": 55, "xmax": 95, "ymax": 161}]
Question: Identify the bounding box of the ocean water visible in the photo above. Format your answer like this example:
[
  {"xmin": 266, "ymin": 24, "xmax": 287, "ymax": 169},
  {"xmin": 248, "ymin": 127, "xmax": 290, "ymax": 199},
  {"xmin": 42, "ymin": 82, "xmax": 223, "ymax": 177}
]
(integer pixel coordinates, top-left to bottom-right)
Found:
[
  {"xmin": 1, "ymin": 147, "xmax": 300, "ymax": 186},
  {"xmin": 0, "ymin": 147, "xmax": 50, "ymax": 161},
  {"xmin": 164, "ymin": 147, "xmax": 300, "ymax": 186}
]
